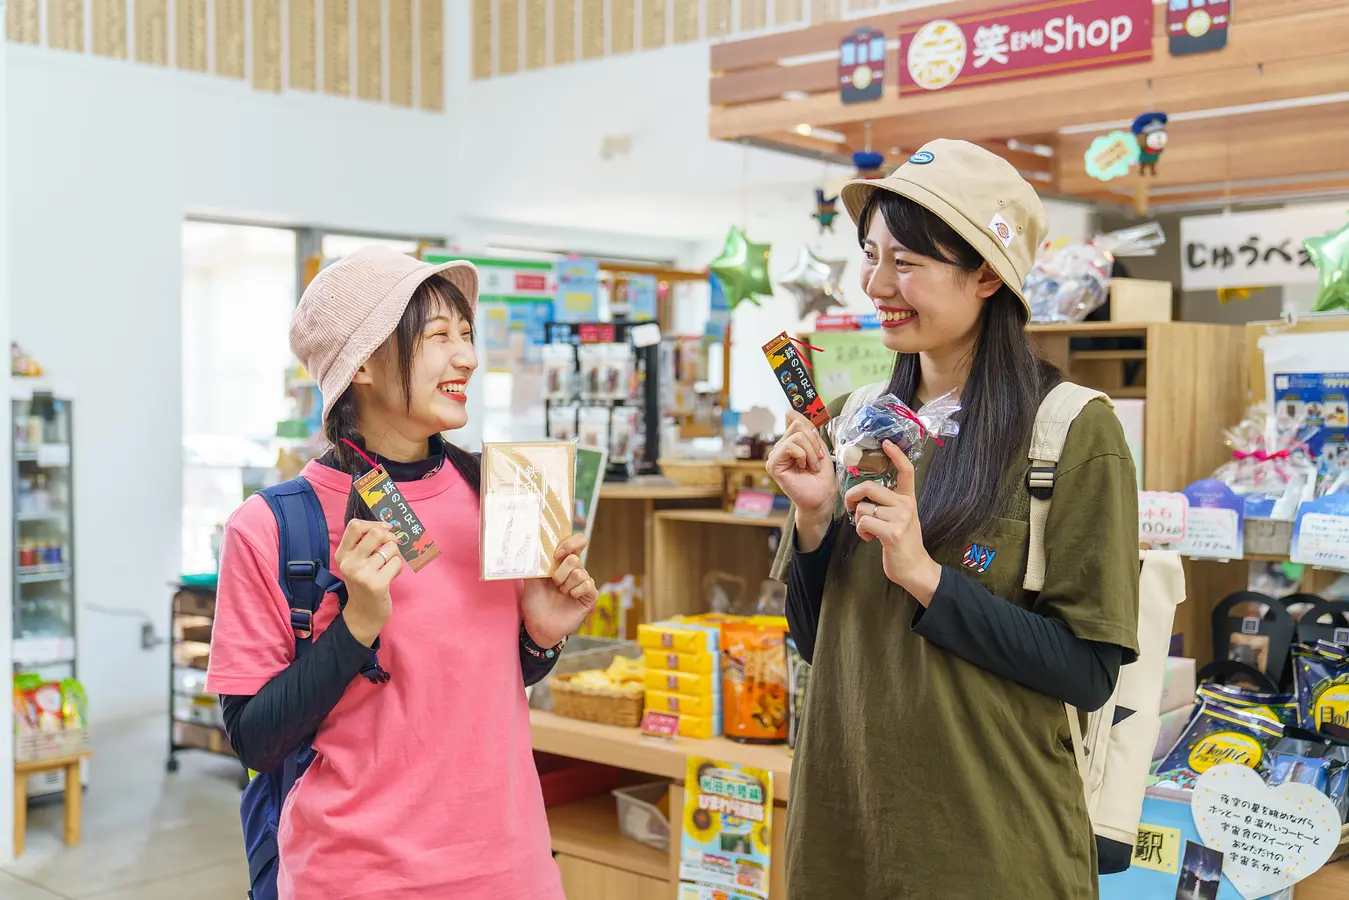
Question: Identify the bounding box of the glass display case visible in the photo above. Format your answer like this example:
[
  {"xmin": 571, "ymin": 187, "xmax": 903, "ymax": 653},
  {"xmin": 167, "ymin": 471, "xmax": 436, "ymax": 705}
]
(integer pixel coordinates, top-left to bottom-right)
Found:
[{"xmin": 12, "ymin": 385, "xmax": 79, "ymax": 798}]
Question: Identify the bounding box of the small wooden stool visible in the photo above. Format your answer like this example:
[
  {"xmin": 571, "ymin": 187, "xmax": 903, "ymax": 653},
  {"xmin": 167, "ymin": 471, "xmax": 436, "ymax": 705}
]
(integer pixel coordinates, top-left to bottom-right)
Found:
[{"xmin": 13, "ymin": 751, "xmax": 92, "ymax": 858}]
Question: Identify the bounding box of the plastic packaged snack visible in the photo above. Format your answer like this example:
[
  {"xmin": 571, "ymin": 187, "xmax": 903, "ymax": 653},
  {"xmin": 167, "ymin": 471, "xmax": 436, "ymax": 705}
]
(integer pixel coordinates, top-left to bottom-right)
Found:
[
  {"xmin": 1196, "ymin": 683, "xmax": 1298, "ymax": 727},
  {"xmin": 542, "ymin": 343, "xmax": 577, "ymax": 401},
  {"xmin": 721, "ymin": 618, "xmax": 789, "ymax": 744},
  {"xmin": 1153, "ymin": 702, "xmax": 1284, "ymax": 791},
  {"xmin": 578, "ymin": 406, "xmax": 611, "ymax": 452},
  {"xmin": 548, "ymin": 404, "xmax": 579, "ymax": 443},
  {"xmin": 1025, "ymin": 223, "xmax": 1166, "ymax": 323},
  {"xmin": 1269, "ymin": 753, "xmax": 1332, "ymax": 791},
  {"xmin": 1292, "ymin": 642, "xmax": 1349, "ymax": 734},
  {"xmin": 479, "ymin": 442, "xmax": 575, "ymax": 581},
  {"xmin": 610, "ymin": 406, "xmax": 641, "ymax": 464},
  {"xmin": 830, "ymin": 391, "xmax": 961, "ymax": 500}
]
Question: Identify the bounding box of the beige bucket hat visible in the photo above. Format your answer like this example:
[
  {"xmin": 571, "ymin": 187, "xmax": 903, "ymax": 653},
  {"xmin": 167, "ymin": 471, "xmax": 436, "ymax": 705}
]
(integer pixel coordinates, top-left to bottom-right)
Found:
[
  {"xmin": 289, "ymin": 246, "xmax": 479, "ymax": 425},
  {"xmin": 840, "ymin": 139, "xmax": 1048, "ymax": 312}
]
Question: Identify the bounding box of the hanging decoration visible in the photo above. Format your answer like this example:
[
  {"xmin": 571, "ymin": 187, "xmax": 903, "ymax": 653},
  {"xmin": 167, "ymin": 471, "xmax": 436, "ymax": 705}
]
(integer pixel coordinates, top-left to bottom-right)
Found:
[
  {"xmin": 1216, "ymin": 286, "xmax": 1266, "ymax": 304},
  {"xmin": 1303, "ymin": 216, "xmax": 1349, "ymax": 313},
  {"xmin": 839, "ymin": 25, "xmax": 886, "ymax": 104},
  {"xmin": 1167, "ymin": 0, "xmax": 1231, "ymax": 56},
  {"xmin": 813, "ymin": 189, "xmax": 840, "ymax": 233},
  {"xmin": 1084, "ymin": 130, "xmax": 1140, "ymax": 182},
  {"xmin": 709, "ymin": 226, "xmax": 774, "ymax": 311},
  {"xmin": 1131, "ymin": 112, "xmax": 1169, "ymax": 176},
  {"xmin": 852, "ymin": 150, "xmax": 886, "ymax": 180},
  {"xmin": 779, "ymin": 246, "xmax": 847, "ymax": 319}
]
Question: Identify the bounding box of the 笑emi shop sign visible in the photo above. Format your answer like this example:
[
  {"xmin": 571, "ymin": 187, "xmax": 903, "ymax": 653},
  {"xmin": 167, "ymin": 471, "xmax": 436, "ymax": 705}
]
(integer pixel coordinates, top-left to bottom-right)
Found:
[
  {"xmin": 898, "ymin": 0, "xmax": 1154, "ymax": 93},
  {"xmin": 1179, "ymin": 203, "xmax": 1349, "ymax": 292}
]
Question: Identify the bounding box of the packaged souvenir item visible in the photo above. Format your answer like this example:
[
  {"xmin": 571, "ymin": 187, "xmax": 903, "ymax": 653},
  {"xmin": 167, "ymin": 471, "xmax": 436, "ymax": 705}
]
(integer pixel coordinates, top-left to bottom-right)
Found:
[
  {"xmin": 1196, "ymin": 683, "xmax": 1298, "ymax": 727},
  {"xmin": 610, "ymin": 406, "xmax": 641, "ymax": 464},
  {"xmin": 579, "ymin": 344, "xmax": 633, "ymax": 401},
  {"xmin": 1024, "ymin": 222, "xmax": 1165, "ymax": 323},
  {"xmin": 542, "ymin": 343, "xmax": 577, "ymax": 401},
  {"xmin": 60, "ymin": 678, "xmax": 88, "ymax": 728},
  {"xmin": 721, "ymin": 618, "xmax": 789, "ymax": 744},
  {"xmin": 830, "ymin": 391, "xmax": 961, "ymax": 501},
  {"xmin": 479, "ymin": 442, "xmax": 575, "ymax": 581},
  {"xmin": 355, "ymin": 463, "xmax": 440, "ymax": 572},
  {"xmin": 786, "ymin": 636, "xmax": 810, "ymax": 753},
  {"xmin": 548, "ymin": 404, "xmax": 579, "ymax": 443},
  {"xmin": 1268, "ymin": 753, "xmax": 1332, "ymax": 791},
  {"xmin": 644, "ymin": 649, "xmax": 718, "ymax": 674},
  {"xmin": 1153, "ymin": 702, "xmax": 1284, "ymax": 791},
  {"xmin": 1292, "ymin": 642, "xmax": 1349, "ymax": 734},
  {"xmin": 1211, "ymin": 404, "xmax": 1321, "ymax": 517},
  {"xmin": 762, "ymin": 331, "xmax": 829, "ymax": 427},
  {"xmin": 578, "ymin": 406, "xmax": 611, "ymax": 452}
]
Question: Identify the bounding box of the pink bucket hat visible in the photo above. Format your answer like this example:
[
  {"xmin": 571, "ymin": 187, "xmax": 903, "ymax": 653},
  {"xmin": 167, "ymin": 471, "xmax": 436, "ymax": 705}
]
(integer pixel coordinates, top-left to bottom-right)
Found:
[{"xmin": 289, "ymin": 246, "xmax": 478, "ymax": 426}]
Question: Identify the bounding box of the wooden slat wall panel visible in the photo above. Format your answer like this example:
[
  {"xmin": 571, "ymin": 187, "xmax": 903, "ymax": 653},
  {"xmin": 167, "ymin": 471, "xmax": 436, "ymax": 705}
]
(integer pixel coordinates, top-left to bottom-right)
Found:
[
  {"xmin": 8, "ymin": 0, "xmax": 41, "ymax": 45},
  {"xmin": 92, "ymin": 0, "xmax": 128, "ymax": 58},
  {"xmin": 772, "ymin": 0, "xmax": 802, "ymax": 27},
  {"xmin": 612, "ymin": 0, "xmax": 635, "ymax": 55},
  {"xmin": 642, "ymin": 0, "xmax": 666, "ymax": 48},
  {"xmin": 135, "ymin": 0, "xmax": 168, "ymax": 63},
  {"xmin": 673, "ymin": 0, "xmax": 698, "ymax": 44},
  {"xmin": 811, "ymin": 0, "xmax": 839, "ymax": 23},
  {"xmin": 289, "ymin": 0, "xmax": 318, "ymax": 89},
  {"xmin": 473, "ymin": 0, "xmax": 493, "ymax": 78},
  {"xmin": 499, "ymin": 0, "xmax": 520, "ymax": 74},
  {"xmin": 580, "ymin": 0, "xmax": 603, "ymax": 60},
  {"xmin": 216, "ymin": 0, "xmax": 246, "ymax": 79},
  {"xmin": 554, "ymin": 0, "xmax": 576, "ymax": 64},
  {"xmin": 253, "ymin": 0, "xmax": 284, "ymax": 90},
  {"xmin": 740, "ymin": 0, "xmax": 766, "ymax": 32},
  {"xmin": 356, "ymin": 0, "xmax": 382, "ymax": 99},
  {"xmin": 176, "ymin": 0, "xmax": 208, "ymax": 71},
  {"xmin": 419, "ymin": 0, "xmax": 444, "ymax": 110},
  {"xmin": 388, "ymin": 0, "xmax": 414, "ymax": 103},
  {"xmin": 47, "ymin": 0, "xmax": 84, "ymax": 51},
  {"xmin": 706, "ymin": 0, "xmax": 730, "ymax": 37},
  {"xmin": 525, "ymin": 0, "xmax": 547, "ymax": 68},
  {"xmin": 324, "ymin": 0, "xmax": 351, "ymax": 96}
]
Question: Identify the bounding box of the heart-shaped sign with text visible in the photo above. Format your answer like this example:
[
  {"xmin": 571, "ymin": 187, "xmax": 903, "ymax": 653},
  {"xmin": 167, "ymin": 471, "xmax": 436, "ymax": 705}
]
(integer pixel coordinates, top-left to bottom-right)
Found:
[{"xmin": 1192, "ymin": 764, "xmax": 1340, "ymax": 899}]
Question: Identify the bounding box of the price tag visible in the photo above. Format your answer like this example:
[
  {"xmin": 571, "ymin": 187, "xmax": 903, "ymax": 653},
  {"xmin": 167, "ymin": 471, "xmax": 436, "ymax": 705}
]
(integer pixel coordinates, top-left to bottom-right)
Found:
[
  {"xmin": 1138, "ymin": 491, "xmax": 1188, "ymax": 545},
  {"xmin": 1290, "ymin": 494, "xmax": 1349, "ymax": 571},
  {"xmin": 641, "ymin": 710, "xmax": 680, "ymax": 740},
  {"xmin": 1180, "ymin": 507, "xmax": 1242, "ymax": 560}
]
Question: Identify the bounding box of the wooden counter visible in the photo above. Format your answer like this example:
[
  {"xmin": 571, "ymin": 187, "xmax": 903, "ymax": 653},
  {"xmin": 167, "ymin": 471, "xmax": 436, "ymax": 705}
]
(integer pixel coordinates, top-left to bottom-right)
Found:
[
  {"xmin": 530, "ymin": 709, "xmax": 792, "ymax": 801},
  {"xmin": 599, "ymin": 479, "xmax": 723, "ymax": 502}
]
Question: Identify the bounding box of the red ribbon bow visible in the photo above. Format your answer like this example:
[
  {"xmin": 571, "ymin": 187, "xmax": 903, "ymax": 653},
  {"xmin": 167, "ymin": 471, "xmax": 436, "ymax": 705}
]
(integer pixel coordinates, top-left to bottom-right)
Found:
[
  {"xmin": 1232, "ymin": 449, "xmax": 1291, "ymax": 462},
  {"xmin": 884, "ymin": 403, "xmax": 945, "ymax": 448}
]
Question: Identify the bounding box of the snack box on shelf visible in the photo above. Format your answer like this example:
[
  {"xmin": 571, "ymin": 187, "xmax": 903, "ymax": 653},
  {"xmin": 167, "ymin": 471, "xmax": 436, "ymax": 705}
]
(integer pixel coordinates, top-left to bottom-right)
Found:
[
  {"xmin": 645, "ymin": 689, "xmax": 720, "ymax": 719},
  {"xmin": 675, "ymin": 714, "xmax": 718, "ymax": 740},
  {"xmin": 644, "ymin": 668, "xmax": 716, "ymax": 696},
  {"xmin": 643, "ymin": 648, "xmax": 717, "ymax": 674}
]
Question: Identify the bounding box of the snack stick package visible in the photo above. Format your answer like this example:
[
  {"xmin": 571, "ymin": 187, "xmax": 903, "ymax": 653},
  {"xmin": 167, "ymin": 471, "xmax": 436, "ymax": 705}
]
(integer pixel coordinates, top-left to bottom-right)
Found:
[
  {"xmin": 480, "ymin": 442, "xmax": 575, "ymax": 581},
  {"xmin": 762, "ymin": 331, "xmax": 829, "ymax": 427}
]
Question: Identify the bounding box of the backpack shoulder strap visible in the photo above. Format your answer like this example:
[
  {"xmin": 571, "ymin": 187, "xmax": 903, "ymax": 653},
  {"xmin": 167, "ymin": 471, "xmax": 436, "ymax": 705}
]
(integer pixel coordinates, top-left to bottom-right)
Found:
[
  {"xmin": 1022, "ymin": 382, "xmax": 1112, "ymax": 593},
  {"xmin": 257, "ymin": 477, "xmax": 342, "ymax": 660}
]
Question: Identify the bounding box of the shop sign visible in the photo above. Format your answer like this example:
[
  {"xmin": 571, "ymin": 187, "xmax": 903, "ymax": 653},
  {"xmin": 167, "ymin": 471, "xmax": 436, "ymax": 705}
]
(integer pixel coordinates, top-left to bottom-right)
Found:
[
  {"xmin": 1167, "ymin": 0, "xmax": 1230, "ymax": 57},
  {"xmin": 1179, "ymin": 203, "xmax": 1348, "ymax": 291},
  {"xmin": 555, "ymin": 256, "xmax": 601, "ymax": 323},
  {"xmin": 898, "ymin": 0, "xmax": 1153, "ymax": 93},
  {"xmin": 423, "ymin": 252, "xmax": 555, "ymax": 301}
]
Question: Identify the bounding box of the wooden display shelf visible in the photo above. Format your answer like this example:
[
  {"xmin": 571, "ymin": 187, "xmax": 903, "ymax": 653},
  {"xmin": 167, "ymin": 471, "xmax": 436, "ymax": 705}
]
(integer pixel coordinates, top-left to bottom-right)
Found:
[
  {"xmin": 530, "ymin": 710, "xmax": 793, "ymax": 802},
  {"xmin": 599, "ymin": 480, "xmax": 723, "ymax": 502},
  {"xmin": 649, "ymin": 511, "xmax": 784, "ymax": 622},
  {"xmin": 654, "ymin": 509, "xmax": 788, "ymax": 528},
  {"xmin": 548, "ymin": 794, "xmax": 668, "ymax": 881}
]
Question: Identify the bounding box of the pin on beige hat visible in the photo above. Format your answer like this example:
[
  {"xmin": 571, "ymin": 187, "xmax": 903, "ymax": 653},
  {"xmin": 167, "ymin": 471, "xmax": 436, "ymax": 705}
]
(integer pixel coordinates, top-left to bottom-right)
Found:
[
  {"xmin": 289, "ymin": 246, "xmax": 479, "ymax": 426},
  {"xmin": 840, "ymin": 139, "xmax": 1049, "ymax": 313}
]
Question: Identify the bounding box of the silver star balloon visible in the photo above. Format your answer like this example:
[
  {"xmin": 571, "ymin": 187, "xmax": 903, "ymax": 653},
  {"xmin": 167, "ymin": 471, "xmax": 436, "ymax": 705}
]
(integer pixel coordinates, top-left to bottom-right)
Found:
[{"xmin": 778, "ymin": 245, "xmax": 846, "ymax": 318}]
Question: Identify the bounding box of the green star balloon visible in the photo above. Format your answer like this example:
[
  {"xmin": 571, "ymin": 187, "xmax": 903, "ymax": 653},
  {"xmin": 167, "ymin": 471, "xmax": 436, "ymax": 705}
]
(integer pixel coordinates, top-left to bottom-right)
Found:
[
  {"xmin": 709, "ymin": 226, "xmax": 773, "ymax": 310},
  {"xmin": 1305, "ymin": 217, "xmax": 1349, "ymax": 312}
]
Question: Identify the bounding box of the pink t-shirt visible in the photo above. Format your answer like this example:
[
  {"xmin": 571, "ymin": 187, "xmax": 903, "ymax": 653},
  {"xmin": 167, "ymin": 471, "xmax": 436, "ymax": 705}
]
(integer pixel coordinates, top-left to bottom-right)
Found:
[{"xmin": 207, "ymin": 460, "xmax": 562, "ymax": 900}]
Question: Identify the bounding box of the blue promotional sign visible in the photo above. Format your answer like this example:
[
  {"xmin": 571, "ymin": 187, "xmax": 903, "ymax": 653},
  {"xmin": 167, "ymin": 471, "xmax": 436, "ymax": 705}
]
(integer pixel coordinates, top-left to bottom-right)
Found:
[
  {"xmin": 626, "ymin": 274, "xmax": 658, "ymax": 322},
  {"xmin": 1290, "ymin": 492, "xmax": 1349, "ymax": 572},
  {"xmin": 555, "ymin": 257, "xmax": 600, "ymax": 323}
]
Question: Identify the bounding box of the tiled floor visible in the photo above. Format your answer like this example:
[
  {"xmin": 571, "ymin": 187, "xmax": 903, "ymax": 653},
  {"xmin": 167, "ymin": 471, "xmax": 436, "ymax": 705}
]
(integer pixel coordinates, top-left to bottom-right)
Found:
[{"xmin": 4, "ymin": 715, "xmax": 250, "ymax": 899}]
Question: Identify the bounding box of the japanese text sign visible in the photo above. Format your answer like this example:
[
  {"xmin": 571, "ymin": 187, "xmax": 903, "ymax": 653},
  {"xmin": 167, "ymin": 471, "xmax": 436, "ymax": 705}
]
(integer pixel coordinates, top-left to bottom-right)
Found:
[
  {"xmin": 1179, "ymin": 479, "xmax": 1244, "ymax": 561},
  {"xmin": 1180, "ymin": 203, "xmax": 1349, "ymax": 291},
  {"xmin": 1139, "ymin": 491, "xmax": 1188, "ymax": 545},
  {"xmin": 641, "ymin": 710, "xmax": 680, "ymax": 740},
  {"xmin": 679, "ymin": 757, "xmax": 774, "ymax": 900},
  {"xmin": 1192, "ymin": 764, "xmax": 1340, "ymax": 899},
  {"xmin": 898, "ymin": 0, "xmax": 1153, "ymax": 93}
]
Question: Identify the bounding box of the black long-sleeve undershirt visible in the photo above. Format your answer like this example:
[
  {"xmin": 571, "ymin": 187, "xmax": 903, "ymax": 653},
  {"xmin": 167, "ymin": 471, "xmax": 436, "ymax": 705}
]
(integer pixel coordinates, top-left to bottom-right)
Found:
[
  {"xmin": 219, "ymin": 439, "xmax": 559, "ymax": 774},
  {"xmin": 786, "ymin": 519, "xmax": 1124, "ymax": 712}
]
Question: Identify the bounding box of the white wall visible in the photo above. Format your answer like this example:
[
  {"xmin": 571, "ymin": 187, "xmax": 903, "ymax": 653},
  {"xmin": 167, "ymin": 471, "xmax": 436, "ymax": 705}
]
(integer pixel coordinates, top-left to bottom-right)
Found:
[
  {"xmin": 1, "ymin": 0, "xmax": 15, "ymax": 864},
  {"xmin": 7, "ymin": 48, "xmax": 454, "ymax": 722}
]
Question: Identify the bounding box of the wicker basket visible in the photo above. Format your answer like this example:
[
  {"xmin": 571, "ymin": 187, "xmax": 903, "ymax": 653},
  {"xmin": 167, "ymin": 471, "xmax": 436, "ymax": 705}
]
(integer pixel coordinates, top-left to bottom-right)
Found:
[
  {"xmin": 549, "ymin": 673, "xmax": 645, "ymax": 727},
  {"xmin": 16, "ymin": 727, "xmax": 90, "ymax": 764},
  {"xmin": 658, "ymin": 458, "xmax": 726, "ymax": 488}
]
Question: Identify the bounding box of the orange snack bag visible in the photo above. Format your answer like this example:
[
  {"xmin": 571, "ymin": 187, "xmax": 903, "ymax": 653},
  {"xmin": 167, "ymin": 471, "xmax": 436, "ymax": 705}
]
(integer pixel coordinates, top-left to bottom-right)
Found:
[{"xmin": 721, "ymin": 619, "xmax": 789, "ymax": 743}]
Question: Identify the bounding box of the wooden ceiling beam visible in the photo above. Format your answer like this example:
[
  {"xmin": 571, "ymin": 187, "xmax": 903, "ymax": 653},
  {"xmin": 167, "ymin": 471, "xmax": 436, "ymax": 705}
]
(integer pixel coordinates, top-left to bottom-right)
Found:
[
  {"xmin": 1085, "ymin": 177, "xmax": 1349, "ymax": 210},
  {"xmin": 709, "ymin": 5, "xmax": 1346, "ymax": 140}
]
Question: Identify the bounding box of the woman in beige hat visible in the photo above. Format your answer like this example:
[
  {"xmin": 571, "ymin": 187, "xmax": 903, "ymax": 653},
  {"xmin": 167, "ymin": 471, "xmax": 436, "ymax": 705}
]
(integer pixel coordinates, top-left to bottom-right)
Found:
[
  {"xmin": 206, "ymin": 247, "xmax": 593, "ymax": 899},
  {"xmin": 767, "ymin": 141, "xmax": 1140, "ymax": 897}
]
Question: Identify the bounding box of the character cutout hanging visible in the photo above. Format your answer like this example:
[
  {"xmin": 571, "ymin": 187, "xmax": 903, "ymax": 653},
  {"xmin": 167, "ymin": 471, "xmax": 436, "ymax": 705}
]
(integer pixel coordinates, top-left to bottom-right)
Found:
[
  {"xmin": 1132, "ymin": 112, "xmax": 1169, "ymax": 176},
  {"xmin": 814, "ymin": 190, "xmax": 839, "ymax": 234}
]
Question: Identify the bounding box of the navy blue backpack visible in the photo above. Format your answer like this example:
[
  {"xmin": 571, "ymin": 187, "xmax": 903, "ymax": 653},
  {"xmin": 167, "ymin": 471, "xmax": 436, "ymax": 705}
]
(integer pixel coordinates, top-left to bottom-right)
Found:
[{"xmin": 239, "ymin": 477, "xmax": 383, "ymax": 900}]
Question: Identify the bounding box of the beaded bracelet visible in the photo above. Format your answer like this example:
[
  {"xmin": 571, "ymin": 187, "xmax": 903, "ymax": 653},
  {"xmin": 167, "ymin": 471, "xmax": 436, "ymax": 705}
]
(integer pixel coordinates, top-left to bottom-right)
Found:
[{"xmin": 520, "ymin": 622, "xmax": 568, "ymax": 660}]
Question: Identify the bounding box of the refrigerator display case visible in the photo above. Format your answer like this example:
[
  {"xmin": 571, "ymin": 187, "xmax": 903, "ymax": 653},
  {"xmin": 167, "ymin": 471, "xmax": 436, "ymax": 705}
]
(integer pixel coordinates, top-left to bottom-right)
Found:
[{"xmin": 12, "ymin": 383, "xmax": 79, "ymax": 798}]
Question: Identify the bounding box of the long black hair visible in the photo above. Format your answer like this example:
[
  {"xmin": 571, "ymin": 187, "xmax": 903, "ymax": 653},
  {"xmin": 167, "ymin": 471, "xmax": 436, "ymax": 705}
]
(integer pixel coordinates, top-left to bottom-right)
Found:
[
  {"xmin": 842, "ymin": 190, "xmax": 1059, "ymax": 558},
  {"xmin": 322, "ymin": 274, "xmax": 482, "ymax": 524}
]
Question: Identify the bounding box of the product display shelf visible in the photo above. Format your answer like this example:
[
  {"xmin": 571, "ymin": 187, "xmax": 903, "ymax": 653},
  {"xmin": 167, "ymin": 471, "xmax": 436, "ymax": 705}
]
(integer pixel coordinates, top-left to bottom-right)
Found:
[
  {"xmin": 532, "ymin": 710, "xmax": 790, "ymax": 900},
  {"xmin": 1029, "ymin": 320, "xmax": 1252, "ymax": 664},
  {"xmin": 648, "ymin": 508, "xmax": 786, "ymax": 623},
  {"xmin": 167, "ymin": 583, "xmax": 246, "ymax": 785}
]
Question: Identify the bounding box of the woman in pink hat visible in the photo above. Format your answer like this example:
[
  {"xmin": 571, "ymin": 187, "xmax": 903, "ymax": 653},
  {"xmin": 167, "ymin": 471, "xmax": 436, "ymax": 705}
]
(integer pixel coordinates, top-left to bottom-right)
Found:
[{"xmin": 207, "ymin": 247, "xmax": 592, "ymax": 899}]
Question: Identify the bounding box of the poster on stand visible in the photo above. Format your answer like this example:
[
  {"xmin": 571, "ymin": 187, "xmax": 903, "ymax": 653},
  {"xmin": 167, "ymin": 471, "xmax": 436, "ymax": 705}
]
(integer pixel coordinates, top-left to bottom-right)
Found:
[
  {"xmin": 1272, "ymin": 372, "xmax": 1349, "ymax": 476},
  {"xmin": 679, "ymin": 757, "xmax": 774, "ymax": 900},
  {"xmin": 555, "ymin": 257, "xmax": 601, "ymax": 323}
]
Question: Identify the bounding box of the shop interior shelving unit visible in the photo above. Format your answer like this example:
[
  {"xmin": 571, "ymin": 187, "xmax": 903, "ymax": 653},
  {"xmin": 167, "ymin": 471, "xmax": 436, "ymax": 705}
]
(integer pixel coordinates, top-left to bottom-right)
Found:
[
  {"xmin": 11, "ymin": 381, "xmax": 82, "ymax": 800},
  {"xmin": 167, "ymin": 581, "xmax": 247, "ymax": 786}
]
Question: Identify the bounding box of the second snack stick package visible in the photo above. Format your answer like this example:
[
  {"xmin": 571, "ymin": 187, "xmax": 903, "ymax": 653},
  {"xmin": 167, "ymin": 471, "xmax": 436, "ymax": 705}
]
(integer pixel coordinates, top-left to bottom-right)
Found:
[{"xmin": 480, "ymin": 442, "xmax": 575, "ymax": 581}]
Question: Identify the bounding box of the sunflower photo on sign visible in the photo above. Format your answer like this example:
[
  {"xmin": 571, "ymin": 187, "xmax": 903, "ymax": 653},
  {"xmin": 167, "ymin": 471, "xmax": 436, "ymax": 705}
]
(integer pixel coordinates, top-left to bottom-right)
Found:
[{"xmin": 679, "ymin": 757, "xmax": 774, "ymax": 900}]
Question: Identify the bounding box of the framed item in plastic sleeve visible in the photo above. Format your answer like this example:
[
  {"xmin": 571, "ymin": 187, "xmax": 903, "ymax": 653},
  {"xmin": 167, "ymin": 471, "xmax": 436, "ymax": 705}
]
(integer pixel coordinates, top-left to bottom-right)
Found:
[{"xmin": 480, "ymin": 442, "xmax": 575, "ymax": 581}]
